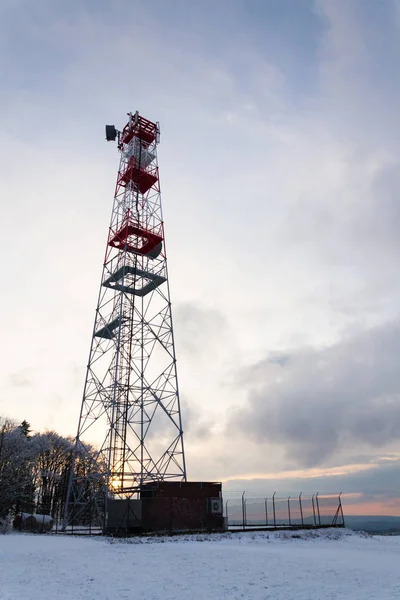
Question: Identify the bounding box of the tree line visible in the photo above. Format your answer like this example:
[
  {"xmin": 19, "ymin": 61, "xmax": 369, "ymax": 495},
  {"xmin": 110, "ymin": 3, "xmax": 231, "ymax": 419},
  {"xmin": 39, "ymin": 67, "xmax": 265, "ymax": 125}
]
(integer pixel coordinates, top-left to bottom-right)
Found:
[{"xmin": 0, "ymin": 416, "xmax": 98, "ymax": 523}]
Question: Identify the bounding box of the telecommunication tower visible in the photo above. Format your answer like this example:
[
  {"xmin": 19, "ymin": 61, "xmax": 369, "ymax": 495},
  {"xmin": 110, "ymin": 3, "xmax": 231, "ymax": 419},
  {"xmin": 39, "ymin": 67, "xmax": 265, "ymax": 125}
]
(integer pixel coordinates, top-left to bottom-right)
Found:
[{"xmin": 65, "ymin": 111, "xmax": 186, "ymax": 527}]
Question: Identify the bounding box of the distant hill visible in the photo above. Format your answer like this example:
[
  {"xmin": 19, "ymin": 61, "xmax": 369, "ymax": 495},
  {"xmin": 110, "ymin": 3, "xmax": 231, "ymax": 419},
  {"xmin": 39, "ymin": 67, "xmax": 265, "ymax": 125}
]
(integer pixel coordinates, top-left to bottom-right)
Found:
[{"xmin": 344, "ymin": 516, "xmax": 400, "ymax": 534}]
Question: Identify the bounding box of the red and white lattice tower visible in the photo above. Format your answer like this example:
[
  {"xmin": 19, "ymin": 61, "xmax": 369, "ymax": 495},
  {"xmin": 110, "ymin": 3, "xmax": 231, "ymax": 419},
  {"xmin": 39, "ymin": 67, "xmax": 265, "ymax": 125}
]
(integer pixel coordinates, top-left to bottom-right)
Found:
[{"xmin": 65, "ymin": 111, "xmax": 186, "ymax": 526}]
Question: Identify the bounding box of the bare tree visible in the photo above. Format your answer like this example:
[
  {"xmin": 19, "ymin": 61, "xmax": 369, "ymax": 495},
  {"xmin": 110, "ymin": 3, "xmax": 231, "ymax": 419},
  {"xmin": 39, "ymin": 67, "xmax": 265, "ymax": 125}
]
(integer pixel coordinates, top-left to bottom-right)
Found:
[{"xmin": 31, "ymin": 431, "xmax": 74, "ymax": 518}]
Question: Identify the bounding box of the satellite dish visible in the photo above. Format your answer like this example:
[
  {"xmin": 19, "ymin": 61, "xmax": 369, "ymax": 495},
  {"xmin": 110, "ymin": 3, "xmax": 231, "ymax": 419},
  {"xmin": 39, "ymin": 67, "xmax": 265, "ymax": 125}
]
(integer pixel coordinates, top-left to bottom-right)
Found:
[{"xmin": 105, "ymin": 125, "xmax": 117, "ymax": 142}]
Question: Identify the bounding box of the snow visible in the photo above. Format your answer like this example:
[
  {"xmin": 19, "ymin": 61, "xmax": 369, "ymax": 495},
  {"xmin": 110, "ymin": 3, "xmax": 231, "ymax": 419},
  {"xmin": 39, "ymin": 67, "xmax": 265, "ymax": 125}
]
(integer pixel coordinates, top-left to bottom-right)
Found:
[{"xmin": 1, "ymin": 529, "xmax": 400, "ymax": 600}]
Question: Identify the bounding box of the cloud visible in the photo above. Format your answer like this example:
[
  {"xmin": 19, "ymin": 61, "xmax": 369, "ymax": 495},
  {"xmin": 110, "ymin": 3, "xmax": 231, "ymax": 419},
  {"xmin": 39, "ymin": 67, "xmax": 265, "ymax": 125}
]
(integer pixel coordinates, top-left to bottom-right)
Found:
[
  {"xmin": 180, "ymin": 396, "xmax": 214, "ymax": 442},
  {"xmin": 7, "ymin": 372, "xmax": 31, "ymax": 388},
  {"xmin": 229, "ymin": 319, "xmax": 400, "ymax": 467},
  {"xmin": 284, "ymin": 154, "xmax": 400, "ymax": 289},
  {"xmin": 174, "ymin": 303, "xmax": 229, "ymax": 361}
]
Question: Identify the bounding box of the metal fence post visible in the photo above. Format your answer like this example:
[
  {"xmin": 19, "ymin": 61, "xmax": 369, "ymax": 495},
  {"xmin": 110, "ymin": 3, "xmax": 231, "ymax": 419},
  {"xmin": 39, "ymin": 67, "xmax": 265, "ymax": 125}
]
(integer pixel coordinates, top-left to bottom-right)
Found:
[
  {"xmin": 315, "ymin": 492, "xmax": 321, "ymax": 526},
  {"xmin": 242, "ymin": 491, "xmax": 246, "ymax": 530},
  {"xmin": 225, "ymin": 500, "xmax": 229, "ymax": 529},
  {"xmin": 288, "ymin": 496, "xmax": 291, "ymax": 526},
  {"xmin": 272, "ymin": 492, "xmax": 276, "ymax": 528},
  {"xmin": 299, "ymin": 492, "xmax": 304, "ymax": 527},
  {"xmin": 311, "ymin": 494, "xmax": 317, "ymax": 525},
  {"xmin": 264, "ymin": 497, "xmax": 268, "ymax": 526},
  {"xmin": 339, "ymin": 492, "xmax": 345, "ymax": 527}
]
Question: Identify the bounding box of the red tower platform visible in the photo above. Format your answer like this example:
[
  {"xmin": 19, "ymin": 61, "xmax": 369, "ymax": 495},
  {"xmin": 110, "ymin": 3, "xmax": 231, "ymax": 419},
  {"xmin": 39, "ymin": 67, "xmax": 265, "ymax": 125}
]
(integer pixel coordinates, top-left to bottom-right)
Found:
[
  {"xmin": 119, "ymin": 157, "xmax": 158, "ymax": 194},
  {"xmin": 120, "ymin": 114, "xmax": 158, "ymax": 146},
  {"xmin": 108, "ymin": 223, "xmax": 163, "ymax": 257}
]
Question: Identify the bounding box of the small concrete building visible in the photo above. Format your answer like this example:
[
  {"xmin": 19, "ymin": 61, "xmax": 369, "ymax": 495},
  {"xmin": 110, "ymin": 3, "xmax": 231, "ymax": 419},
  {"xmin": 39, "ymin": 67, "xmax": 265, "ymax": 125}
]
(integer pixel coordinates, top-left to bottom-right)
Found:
[{"xmin": 105, "ymin": 481, "xmax": 224, "ymax": 535}]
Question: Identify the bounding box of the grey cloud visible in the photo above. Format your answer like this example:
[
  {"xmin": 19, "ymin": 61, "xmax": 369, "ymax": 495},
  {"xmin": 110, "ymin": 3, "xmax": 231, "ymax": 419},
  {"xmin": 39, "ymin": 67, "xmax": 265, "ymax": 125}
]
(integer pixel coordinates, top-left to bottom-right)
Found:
[
  {"xmin": 287, "ymin": 158, "xmax": 400, "ymax": 278},
  {"xmin": 181, "ymin": 396, "xmax": 214, "ymax": 442},
  {"xmin": 266, "ymin": 353, "xmax": 292, "ymax": 367},
  {"xmin": 363, "ymin": 163, "xmax": 400, "ymax": 256},
  {"xmin": 279, "ymin": 2, "xmax": 400, "ymax": 321},
  {"xmin": 337, "ymin": 161, "xmax": 400, "ymax": 272},
  {"xmin": 316, "ymin": 0, "xmax": 400, "ymax": 147},
  {"xmin": 174, "ymin": 303, "xmax": 228, "ymax": 360},
  {"xmin": 229, "ymin": 319, "xmax": 400, "ymax": 467},
  {"xmin": 8, "ymin": 372, "xmax": 31, "ymax": 388}
]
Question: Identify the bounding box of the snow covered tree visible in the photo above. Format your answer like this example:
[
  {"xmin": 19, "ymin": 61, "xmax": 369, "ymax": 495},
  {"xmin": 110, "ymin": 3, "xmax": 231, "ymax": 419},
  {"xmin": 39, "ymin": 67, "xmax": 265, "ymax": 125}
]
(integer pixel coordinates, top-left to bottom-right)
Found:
[
  {"xmin": 0, "ymin": 416, "xmax": 102, "ymax": 523},
  {"xmin": 0, "ymin": 418, "xmax": 36, "ymax": 517}
]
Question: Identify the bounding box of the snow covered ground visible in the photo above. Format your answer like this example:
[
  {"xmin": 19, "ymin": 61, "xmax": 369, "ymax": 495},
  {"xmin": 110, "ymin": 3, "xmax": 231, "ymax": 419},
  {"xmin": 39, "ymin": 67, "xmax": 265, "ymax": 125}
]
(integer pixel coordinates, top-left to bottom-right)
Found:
[{"xmin": 1, "ymin": 529, "xmax": 399, "ymax": 600}]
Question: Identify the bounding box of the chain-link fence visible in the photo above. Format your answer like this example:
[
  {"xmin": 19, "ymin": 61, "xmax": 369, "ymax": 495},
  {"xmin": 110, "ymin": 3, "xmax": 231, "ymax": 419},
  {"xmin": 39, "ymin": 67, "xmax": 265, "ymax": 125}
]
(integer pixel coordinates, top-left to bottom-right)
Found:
[
  {"xmin": 12, "ymin": 491, "xmax": 344, "ymax": 535},
  {"xmin": 224, "ymin": 493, "xmax": 344, "ymax": 530}
]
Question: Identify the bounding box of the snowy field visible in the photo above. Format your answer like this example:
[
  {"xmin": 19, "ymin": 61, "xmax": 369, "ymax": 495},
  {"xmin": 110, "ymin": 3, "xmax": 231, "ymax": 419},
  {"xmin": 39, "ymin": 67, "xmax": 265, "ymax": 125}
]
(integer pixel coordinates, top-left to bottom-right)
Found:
[{"xmin": 1, "ymin": 529, "xmax": 400, "ymax": 600}]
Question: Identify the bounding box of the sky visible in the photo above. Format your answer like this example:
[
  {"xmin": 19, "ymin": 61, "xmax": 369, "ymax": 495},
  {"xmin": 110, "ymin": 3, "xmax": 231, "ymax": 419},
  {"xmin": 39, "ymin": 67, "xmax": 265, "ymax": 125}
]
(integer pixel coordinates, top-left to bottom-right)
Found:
[{"xmin": 1, "ymin": 0, "xmax": 400, "ymax": 516}]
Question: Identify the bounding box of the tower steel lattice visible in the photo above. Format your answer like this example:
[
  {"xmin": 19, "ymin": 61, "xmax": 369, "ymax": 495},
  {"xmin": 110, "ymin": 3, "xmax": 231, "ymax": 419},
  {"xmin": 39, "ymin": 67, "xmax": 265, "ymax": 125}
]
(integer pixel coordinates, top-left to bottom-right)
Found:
[{"xmin": 65, "ymin": 111, "xmax": 186, "ymax": 527}]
